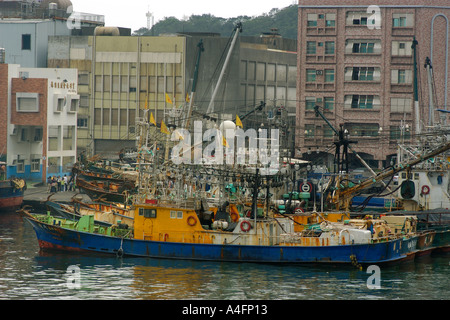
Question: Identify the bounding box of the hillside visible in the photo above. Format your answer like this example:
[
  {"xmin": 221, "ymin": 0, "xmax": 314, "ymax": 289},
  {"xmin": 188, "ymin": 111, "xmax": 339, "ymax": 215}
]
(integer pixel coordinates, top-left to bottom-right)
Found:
[{"xmin": 133, "ymin": 5, "xmax": 298, "ymax": 39}]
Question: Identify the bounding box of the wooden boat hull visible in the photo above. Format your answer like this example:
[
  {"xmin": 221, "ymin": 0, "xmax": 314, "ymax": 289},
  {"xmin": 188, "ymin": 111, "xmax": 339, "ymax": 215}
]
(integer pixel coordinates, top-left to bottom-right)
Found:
[
  {"xmin": 76, "ymin": 178, "xmax": 132, "ymax": 203},
  {"xmin": 24, "ymin": 213, "xmax": 419, "ymax": 265},
  {"xmin": 0, "ymin": 180, "xmax": 25, "ymax": 210}
]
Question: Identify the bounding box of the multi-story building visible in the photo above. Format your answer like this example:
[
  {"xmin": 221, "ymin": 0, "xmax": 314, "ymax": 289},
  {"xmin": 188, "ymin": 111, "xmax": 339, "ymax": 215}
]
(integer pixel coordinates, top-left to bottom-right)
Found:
[
  {"xmin": 0, "ymin": 0, "xmax": 104, "ymax": 68},
  {"xmin": 296, "ymin": 0, "xmax": 450, "ymax": 170},
  {"xmin": 0, "ymin": 62, "xmax": 78, "ymax": 182},
  {"xmin": 48, "ymin": 31, "xmax": 297, "ymax": 158}
]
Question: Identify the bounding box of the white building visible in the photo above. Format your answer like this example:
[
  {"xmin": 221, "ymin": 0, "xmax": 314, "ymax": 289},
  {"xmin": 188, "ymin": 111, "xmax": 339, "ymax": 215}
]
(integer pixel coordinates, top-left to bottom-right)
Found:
[{"xmin": 0, "ymin": 63, "xmax": 79, "ymax": 182}]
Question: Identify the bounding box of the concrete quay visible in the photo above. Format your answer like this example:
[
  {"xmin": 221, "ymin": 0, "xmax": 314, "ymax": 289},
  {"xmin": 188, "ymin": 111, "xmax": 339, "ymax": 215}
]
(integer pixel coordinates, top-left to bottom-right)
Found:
[{"xmin": 23, "ymin": 182, "xmax": 92, "ymax": 212}]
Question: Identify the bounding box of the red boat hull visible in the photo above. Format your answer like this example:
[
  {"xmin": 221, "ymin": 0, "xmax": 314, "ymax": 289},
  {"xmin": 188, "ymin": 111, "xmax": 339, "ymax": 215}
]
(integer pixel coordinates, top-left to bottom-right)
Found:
[{"xmin": 0, "ymin": 196, "xmax": 24, "ymax": 210}]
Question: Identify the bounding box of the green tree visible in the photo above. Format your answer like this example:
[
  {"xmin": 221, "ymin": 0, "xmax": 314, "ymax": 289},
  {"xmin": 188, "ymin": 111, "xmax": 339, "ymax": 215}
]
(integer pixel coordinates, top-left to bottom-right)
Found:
[{"xmin": 134, "ymin": 5, "xmax": 298, "ymax": 39}]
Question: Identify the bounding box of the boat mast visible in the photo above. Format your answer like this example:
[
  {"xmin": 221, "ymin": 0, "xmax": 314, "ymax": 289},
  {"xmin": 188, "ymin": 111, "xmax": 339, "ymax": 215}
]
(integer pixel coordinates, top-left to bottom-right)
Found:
[
  {"xmin": 184, "ymin": 40, "xmax": 204, "ymax": 129},
  {"xmin": 206, "ymin": 22, "xmax": 242, "ymax": 116},
  {"xmin": 412, "ymin": 38, "xmax": 421, "ymax": 136},
  {"xmin": 424, "ymin": 57, "xmax": 435, "ymax": 127}
]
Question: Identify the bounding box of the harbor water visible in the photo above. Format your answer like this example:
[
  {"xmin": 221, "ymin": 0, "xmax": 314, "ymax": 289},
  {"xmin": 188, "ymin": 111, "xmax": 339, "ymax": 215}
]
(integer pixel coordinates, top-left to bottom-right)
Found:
[{"xmin": 0, "ymin": 209, "xmax": 448, "ymax": 301}]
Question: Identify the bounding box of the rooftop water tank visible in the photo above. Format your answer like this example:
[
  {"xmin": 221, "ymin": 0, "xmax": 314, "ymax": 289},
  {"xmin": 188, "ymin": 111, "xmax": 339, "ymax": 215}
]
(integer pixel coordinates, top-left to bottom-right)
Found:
[{"xmin": 94, "ymin": 27, "xmax": 120, "ymax": 36}]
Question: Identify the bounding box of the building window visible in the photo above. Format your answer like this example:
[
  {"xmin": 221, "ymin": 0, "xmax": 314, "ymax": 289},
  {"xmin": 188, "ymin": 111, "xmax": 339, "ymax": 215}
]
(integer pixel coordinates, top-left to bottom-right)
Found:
[
  {"xmin": 393, "ymin": 13, "xmax": 413, "ymax": 27},
  {"xmin": 351, "ymin": 95, "xmax": 374, "ymax": 109},
  {"xmin": 31, "ymin": 159, "xmax": 40, "ymax": 172},
  {"xmin": 390, "ymin": 125, "xmax": 411, "ymax": 140},
  {"xmin": 324, "ymin": 70, "xmax": 335, "ymax": 83},
  {"xmin": 346, "ymin": 123, "xmax": 380, "ymax": 137},
  {"xmin": 77, "ymin": 117, "xmax": 88, "ymax": 128},
  {"xmin": 325, "ymin": 41, "xmax": 335, "ymax": 54},
  {"xmin": 16, "ymin": 160, "xmax": 25, "ymax": 173},
  {"xmin": 95, "ymin": 76, "xmax": 102, "ymax": 92},
  {"xmin": 391, "ymin": 98, "xmax": 412, "ymax": 113},
  {"xmin": 78, "ymin": 73, "xmax": 89, "ymax": 85},
  {"xmin": 306, "ymin": 69, "xmax": 316, "ymax": 82},
  {"xmin": 307, "ymin": 14, "xmax": 318, "ymax": 27},
  {"xmin": 305, "ymin": 124, "xmax": 315, "ymax": 138},
  {"xmin": 352, "ymin": 42, "xmax": 375, "ymax": 54},
  {"xmin": 392, "ymin": 41, "xmax": 413, "ymax": 56},
  {"xmin": 129, "ymin": 76, "xmax": 137, "ymax": 92},
  {"xmin": 324, "ymin": 127, "xmax": 334, "ymax": 137},
  {"xmin": 391, "ymin": 70, "xmax": 412, "ymax": 84},
  {"xmin": 306, "ymin": 41, "xmax": 316, "ymax": 54},
  {"xmin": 68, "ymin": 96, "xmax": 79, "ymax": 113},
  {"xmin": 398, "ymin": 70, "xmax": 406, "ymax": 84},
  {"xmin": 34, "ymin": 128, "xmax": 43, "ymax": 142},
  {"xmin": 353, "ymin": 67, "xmax": 374, "ymax": 81},
  {"xmin": 347, "ymin": 12, "xmax": 371, "ymax": 26},
  {"xmin": 22, "ymin": 34, "xmax": 31, "ymax": 50},
  {"xmin": 55, "ymin": 98, "xmax": 64, "ymax": 112},
  {"xmin": 20, "ymin": 128, "xmax": 28, "ymax": 142},
  {"xmin": 324, "ymin": 97, "xmax": 334, "ymax": 110},
  {"xmin": 325, "ymin": 13, "xmax": 336, "ymax": 27},
  {"xmin": 306, "ymin": 97, "xmax": 316, "ymax": 110},
  {"xmin": 16, "ymin": 93, "xmax": 39, "ymax": 112}
]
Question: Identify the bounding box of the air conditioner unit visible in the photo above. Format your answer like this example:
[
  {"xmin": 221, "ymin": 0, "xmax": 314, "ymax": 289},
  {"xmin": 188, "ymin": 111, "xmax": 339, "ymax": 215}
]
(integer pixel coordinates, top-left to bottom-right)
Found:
[{"xmin": 10, "ymin": 124, "xmax": 17, "ymax": 136}]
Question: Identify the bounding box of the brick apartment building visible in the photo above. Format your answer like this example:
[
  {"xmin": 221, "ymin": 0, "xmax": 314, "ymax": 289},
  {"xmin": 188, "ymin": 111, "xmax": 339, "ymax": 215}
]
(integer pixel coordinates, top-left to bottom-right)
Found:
[
  {"xmin": 296, "ymin": 0, "xmax": 450, "ymax": 170},
  {"xmin": 0, "ymin": 63, "xmax": 78, "ymax": 182}
]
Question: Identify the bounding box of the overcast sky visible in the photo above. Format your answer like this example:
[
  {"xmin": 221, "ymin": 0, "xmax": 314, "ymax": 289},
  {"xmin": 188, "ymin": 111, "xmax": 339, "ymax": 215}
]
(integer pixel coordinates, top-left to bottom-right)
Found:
[{"xmin": 71, "ymin": 0, "xmax": 297, "ymax": 32}]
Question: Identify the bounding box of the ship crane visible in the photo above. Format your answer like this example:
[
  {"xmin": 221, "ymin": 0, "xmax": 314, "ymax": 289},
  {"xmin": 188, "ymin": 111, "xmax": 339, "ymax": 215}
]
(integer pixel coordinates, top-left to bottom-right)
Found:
[
  {"xmin": 313, "ymin": 105, "xmax": 450, "ymax": 211},
  {"xmin": 335, "ymin": 140, "xmax": 450, "ymax": 211}
]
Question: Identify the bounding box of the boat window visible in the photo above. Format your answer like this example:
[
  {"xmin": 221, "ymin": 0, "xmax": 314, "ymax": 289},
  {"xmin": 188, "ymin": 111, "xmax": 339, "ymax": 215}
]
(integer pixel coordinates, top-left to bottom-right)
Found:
[
  {"xmin": 170, "ymin": 211, "xmax": 184, "ymax": 219},
  {"xmin": 139, "ymin": 208, "xmax": 156, "ymax": 218}
]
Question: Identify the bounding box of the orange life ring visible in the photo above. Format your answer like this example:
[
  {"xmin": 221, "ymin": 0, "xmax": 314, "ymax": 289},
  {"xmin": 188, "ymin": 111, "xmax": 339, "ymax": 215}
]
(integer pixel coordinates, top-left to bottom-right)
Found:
[
  {"xmin": 421, "ymin": 185, "xmax": 430, "ymax": 195},
  {"xmin": 230, "ymin": 212, "xmax": 239, "ymax": 222},
  {"xmin": 240, "ymin": 220, "xmax": 252, "ymax": 232},
  {"xmin": 187, "ymin": 215, "xmax": 197, "ymax": 226}
]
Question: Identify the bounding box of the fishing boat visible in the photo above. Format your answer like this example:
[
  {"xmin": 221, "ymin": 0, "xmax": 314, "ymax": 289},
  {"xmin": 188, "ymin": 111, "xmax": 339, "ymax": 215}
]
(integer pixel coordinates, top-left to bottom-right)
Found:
[
  {"xmin": 0, "ymin": 162, "xmax": 26, "ymax": 210},
  {"xmin": 72, "ymin": 161, "xmax": 138, "ymax": 183},
  {"xmin": 45, "ymin": 199, "xmax": 134, "ymax": 228},
  {"xmin": 21, "ymin": 157, "xmax": 428, "ymax": 266},
  {"xmin": 20, "ymin": 201, "xmax": 421, "ymax": 264},
  {"xmin": 76, "ymin": 176, "xmax": 136, "ymax": 204}
]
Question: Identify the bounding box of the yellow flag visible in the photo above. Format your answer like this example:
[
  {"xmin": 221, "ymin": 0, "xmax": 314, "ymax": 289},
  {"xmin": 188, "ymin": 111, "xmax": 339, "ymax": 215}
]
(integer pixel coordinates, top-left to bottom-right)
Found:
[
  {"xmin": 222, "ymin": 135, "xmax": 229, "ymax": 148},
  {"xmin": 161, "ymin": 120, "xmax": 170, "ymax": 135},
  {"xmin": 165, "ymin": 94, "xmax": 173, "ymax": 104},
  {"xmin": 186, "ymin": 93, "xmax": 190, "ymax": 103},
  {"xmin": 144, "ymin": 97, "xmax": 148, "ymax": 110},
  {"xmin": 150, "ymin": 112, "xmax": 156, "ymax": 126},
  {"xmin": 236, "ymin": 115, "xmax": 243, "ymax": 128}
]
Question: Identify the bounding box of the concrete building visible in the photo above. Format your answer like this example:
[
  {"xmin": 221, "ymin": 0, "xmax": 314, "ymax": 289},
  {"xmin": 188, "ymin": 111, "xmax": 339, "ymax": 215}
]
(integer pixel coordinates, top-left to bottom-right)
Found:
[
  {"xmin": 296, "ymin": 0, "xmax": 450, "ymax": 170},
  {"xmin": 0, "ymin": 0, "xmax": 104, "ymax": 67},
  {"xmin": 48, "ymin": 31, "xmax": 297, "ymax": 158},
  {"xmin": 0, "ymin": 62, "xmax": 78, "ymax": 182}
]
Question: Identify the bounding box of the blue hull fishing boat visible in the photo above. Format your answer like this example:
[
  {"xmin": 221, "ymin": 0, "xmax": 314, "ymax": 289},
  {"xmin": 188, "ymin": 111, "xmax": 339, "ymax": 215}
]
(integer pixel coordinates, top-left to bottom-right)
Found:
[{"xmin": 21, "ymin": 204, "xmax": 420, "ymax": 265}]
